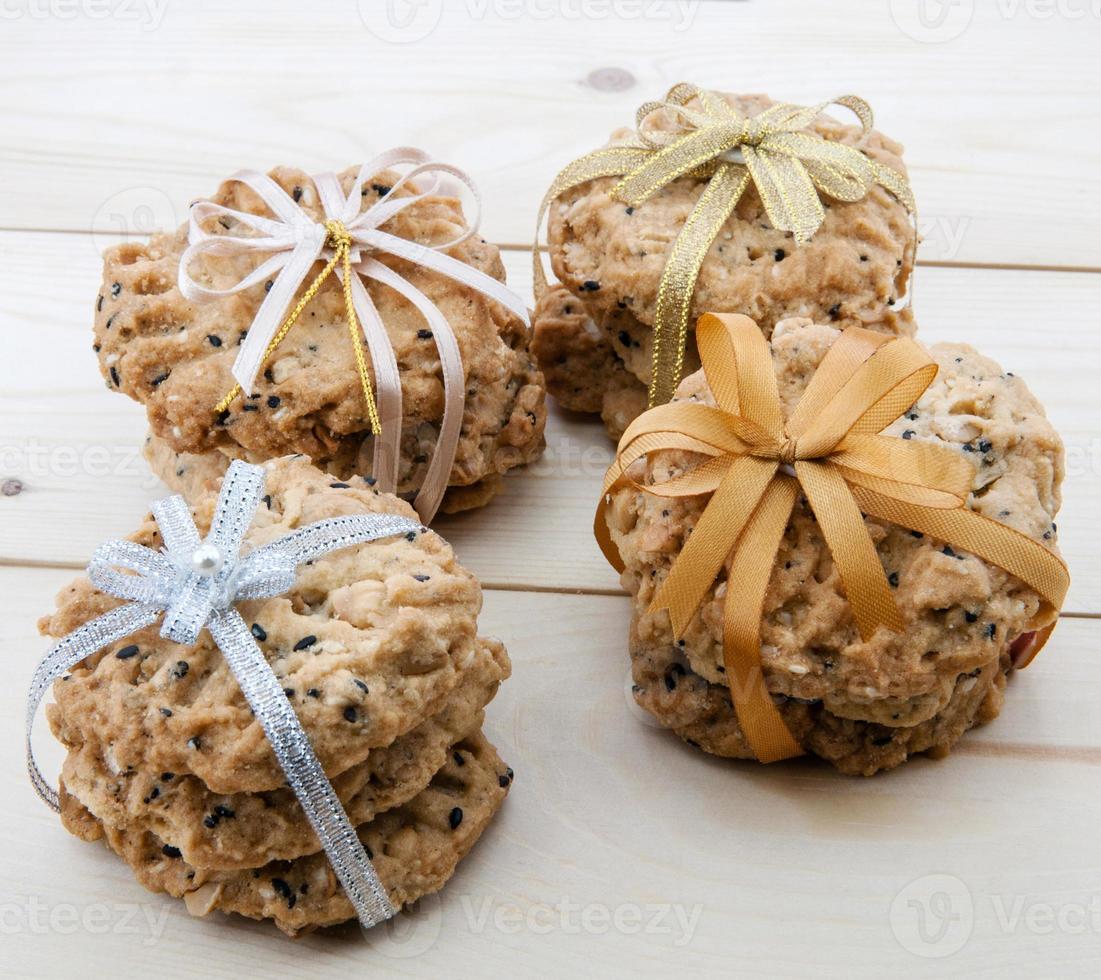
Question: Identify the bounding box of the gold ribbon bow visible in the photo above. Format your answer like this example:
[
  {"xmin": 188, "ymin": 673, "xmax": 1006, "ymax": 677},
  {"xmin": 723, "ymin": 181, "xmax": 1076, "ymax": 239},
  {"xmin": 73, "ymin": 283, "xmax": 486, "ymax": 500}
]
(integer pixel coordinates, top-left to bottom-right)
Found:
[
  {"xmin": 596, "ymin": 313, "xmax": 1069, "ymax": 763},
  {"xmin": 536, "ymin": 84, "xmax": 916, "ymax": 406}
]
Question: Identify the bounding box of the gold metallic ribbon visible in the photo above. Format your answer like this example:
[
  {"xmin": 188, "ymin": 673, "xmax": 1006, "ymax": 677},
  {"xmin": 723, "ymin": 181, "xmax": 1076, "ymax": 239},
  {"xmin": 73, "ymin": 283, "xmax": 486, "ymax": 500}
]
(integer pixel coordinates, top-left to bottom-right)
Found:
[
  {"xmin": 215, "ymin": 218, "xmax": 382, "ymax": 435},
  {"xmin": 596, "ymin": 313, "xmax": 1069, "ymax": 763},
  {"xmin": 536, "ymin": 84, "xmax": 916, "ymax": 407}
]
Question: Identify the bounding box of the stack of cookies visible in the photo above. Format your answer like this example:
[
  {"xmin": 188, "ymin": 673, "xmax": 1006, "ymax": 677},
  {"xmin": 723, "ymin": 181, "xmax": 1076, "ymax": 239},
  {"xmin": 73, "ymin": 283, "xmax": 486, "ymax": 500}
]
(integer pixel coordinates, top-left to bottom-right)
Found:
[
  {"xmin": 537, "ymin": 86, "xmax": 1067, "ymax": 773},
  {"xmin": 95, "ymin": 162, "xmax": 547, "ymax": 515},
  {"xmin": 533, "ymin": 91, "xmax": 915, "ymax": 439},
  {"xmin": 40, "ymin": 457, "xmax": 514, "ymax": 934},
  {"xmin": 602, "ymin": 319, "xmax": 1064, "ymax": 775}
]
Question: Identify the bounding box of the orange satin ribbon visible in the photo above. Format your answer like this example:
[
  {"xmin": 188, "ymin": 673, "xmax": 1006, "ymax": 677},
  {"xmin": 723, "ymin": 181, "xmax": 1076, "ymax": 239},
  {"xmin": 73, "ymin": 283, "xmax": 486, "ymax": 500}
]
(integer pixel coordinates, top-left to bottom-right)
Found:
[{"xmin": 596, "ymin": 314, "xmax": 1070, "ymax": 763}]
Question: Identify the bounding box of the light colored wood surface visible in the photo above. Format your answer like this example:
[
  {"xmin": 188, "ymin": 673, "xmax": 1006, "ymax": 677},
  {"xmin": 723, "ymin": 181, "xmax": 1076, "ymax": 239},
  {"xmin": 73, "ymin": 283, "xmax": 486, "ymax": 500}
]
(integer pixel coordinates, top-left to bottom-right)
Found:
[
  {"xmin": 1, "ymin": 1, "xmax": 1100, "ymax": 267},
  {"xmin": 3, "ymin": 3, "xmax": 1100, "ymax": 977}
]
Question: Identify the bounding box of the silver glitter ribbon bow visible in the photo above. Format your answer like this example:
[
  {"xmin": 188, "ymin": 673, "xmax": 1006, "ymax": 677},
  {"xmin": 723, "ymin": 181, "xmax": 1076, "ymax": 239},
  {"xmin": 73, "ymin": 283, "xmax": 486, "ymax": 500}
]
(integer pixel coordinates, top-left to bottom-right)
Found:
[{"xmin": 26, "ymin": 461, "xmax": 421, "ymax": 929}]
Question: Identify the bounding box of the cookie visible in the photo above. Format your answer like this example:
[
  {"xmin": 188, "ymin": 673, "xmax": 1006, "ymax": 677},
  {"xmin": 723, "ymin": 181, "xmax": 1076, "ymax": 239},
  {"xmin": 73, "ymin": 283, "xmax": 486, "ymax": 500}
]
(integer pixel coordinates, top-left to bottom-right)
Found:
[
  {"xmin": 95, "ymin": 164, "xmax": 546, "ymax": 512},
  {"xmin": 538, "ymin": 91, "xmax": 916, "ymax": 436},
  {"xmin": 55, "ymin": 636, "xmax": 509, "ymax": 869},
  {"xmin": 60, "ymin": 731, "xmax": 514, "ymax": 937},
  {"xmin": 529, "ymin": 284, "xmax": 649, "ymax": 440},
  {"xmin": 42, "ymin": 455, "xmax": 485, "ymax": 794},
  {"xmin": 142, "ymin": 430, "xmax": 505, "ymax": 517},
  {"xmin": 604, "ymin": 320, "xmax": 1064, "ymax": 774},
  {"xmin": 629, "ymin": 616, "xmax": 1010, "ymax": 775}
]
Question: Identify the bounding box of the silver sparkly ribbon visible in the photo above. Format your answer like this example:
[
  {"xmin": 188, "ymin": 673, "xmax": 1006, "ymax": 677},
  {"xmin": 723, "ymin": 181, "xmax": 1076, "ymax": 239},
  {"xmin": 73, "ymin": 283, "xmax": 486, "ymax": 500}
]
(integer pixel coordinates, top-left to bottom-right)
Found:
[{"xmin": 26, "ymin": 460, "xmax": 421, "ymax": 929}]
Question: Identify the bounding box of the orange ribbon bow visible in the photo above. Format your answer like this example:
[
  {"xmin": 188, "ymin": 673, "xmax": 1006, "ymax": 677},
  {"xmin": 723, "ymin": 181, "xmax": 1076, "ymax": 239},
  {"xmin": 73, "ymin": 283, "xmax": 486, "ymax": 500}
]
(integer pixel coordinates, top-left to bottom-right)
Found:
[{"xmin": 596, "ymin": 313, "xmax": 1069, "ymax": 763}]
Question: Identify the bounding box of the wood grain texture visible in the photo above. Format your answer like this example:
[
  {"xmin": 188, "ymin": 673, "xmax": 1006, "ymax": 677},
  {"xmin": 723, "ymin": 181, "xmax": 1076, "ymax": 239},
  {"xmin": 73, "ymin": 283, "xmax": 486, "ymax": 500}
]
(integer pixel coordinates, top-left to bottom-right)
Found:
[
  {"xmin": 9, "ymin": 567, "xmax": 1101, "ymax": 977},
  {"xmin": 0, "ymin": 1, "xmax": 1098, "ymax": 265},
  {"xmin": 1, "ymin": 236, "xmax": 1097, "ymax": 611},
  {"xmin": 3, "ymin": 5, "xmax": 1101, "ymax": 975}
]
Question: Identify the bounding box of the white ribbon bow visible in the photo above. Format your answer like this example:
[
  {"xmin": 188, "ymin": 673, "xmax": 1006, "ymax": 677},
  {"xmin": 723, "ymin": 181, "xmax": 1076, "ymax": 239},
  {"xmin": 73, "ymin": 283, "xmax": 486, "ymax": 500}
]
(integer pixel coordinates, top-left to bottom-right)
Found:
[
  {"xmin": 178, "ymin": 148, "xmax": 530, "ymax": 523},
  {"xmin": 27, "ymin": 461, "xmax": 422, "ymax": 930}
]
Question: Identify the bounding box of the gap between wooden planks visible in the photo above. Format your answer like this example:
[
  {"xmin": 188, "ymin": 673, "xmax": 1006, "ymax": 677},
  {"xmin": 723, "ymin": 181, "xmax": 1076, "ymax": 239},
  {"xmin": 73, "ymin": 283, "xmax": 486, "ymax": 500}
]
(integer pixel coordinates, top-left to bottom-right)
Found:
[
  {"xmin": 0, "ymin": 233, "xmax": 1098, "ymax": 610},
  {"xmin": 0, "ymin": 1, "xmax": 1099, "ymax": 267}
]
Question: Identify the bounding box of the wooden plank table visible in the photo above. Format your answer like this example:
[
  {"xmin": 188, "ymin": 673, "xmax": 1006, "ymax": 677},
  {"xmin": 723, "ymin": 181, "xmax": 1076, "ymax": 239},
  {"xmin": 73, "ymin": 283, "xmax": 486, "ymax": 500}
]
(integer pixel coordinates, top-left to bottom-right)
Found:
[{"xmin": 2, "ymin": 3, "xmax": 1099, "ymax": 976}]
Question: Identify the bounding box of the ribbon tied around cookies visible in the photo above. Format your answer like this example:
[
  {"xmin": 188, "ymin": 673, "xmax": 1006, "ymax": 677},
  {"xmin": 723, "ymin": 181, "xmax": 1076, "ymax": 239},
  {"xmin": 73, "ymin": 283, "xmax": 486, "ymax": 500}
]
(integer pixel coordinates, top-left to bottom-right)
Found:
[
  {"xmin": 179, "ymin": 148, "xmax": 530, "ymax": 523},
  {"xmin": 596, "ymin": 314, "xmax": 1069, "ymax": 763},
  {"xmin": 26, "ymin": 461, "xmax": 421, "ymax": 929},
  {"xmin": 536, "ymin": 84, "xmax": 916, "ymax": 406}
]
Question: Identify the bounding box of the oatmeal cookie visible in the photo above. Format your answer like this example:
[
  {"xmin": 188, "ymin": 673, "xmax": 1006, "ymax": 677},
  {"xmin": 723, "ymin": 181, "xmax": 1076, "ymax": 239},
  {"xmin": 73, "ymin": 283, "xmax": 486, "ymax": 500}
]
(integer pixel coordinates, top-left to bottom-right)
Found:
[
  {"xmin": 142, "ymin": 430, "xmax": 506, "ymax": 517},
  {"xmin": 55, "ymin": 636, "xmax": 509, "ymax": 869},
  {"xmin": 94, "ymin": 164, "xmax": 546, "ymax": 512},
  {"xmin": 537, "ymin": 91, "xmax": 916, "ymax": 436},
  {"xmin": 529, "ymin": 285, "xmax": 648, "ymax": 440},
  {"xmin": 59, "ymin": 731, "xmax": 514, "ymax": 937},
  {"xmin": 605, "ymin": 320, "xmax": 1064, "ymax": 774},
  {"xmin": 42, "ymin": 456, "xmax": 486, "ymax": 794}
]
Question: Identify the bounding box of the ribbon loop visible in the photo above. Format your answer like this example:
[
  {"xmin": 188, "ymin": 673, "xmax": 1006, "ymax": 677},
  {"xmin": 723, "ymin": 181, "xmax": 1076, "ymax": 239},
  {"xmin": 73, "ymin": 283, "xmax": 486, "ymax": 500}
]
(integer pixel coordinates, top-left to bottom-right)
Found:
[
  {"xmin": 26, "ymin": 461, "xmax": 423, "ymax": 929},
  {"xmin": 178, "ymin": 152, "xmax": 530, "ymax": 523},
  {"xmin": 597, "ymin": 313, "xmax": 1069, "ymax": 763}
]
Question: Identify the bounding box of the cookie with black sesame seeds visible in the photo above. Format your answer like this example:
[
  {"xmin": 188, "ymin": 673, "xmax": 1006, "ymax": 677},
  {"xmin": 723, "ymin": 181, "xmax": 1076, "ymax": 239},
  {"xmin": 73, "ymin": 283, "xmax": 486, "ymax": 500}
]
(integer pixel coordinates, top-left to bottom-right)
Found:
[
  {"xmin": 42, "ymin": 455, "xmax": 488, "ymax": 795},
  {"xmin": 628, "ymin": 622, "xmax": 1012, "ymax": 776},
  {"xmin": 142, "ymin": 430, "xmax": 507, "ymax": 517},
  {"xmin": 54, "ymin": 634, "xmax": 506, "ymax": 863},
  {"xmin": 530, "ymin": 284, "xmax": 649, "ymax": 440},
  {"xmin": 531, "ymin": 284, "xmax": 626, "ymax": 416},
  {"xmin": 94, "ymin": 163, "xmax": 546, "ymax": 514},
  {"xmin": 603, "ymin": 319, "xmax": 1064, "ymax": 774},
  {"xmin": 56, "ymin": 636, "xmax": 509, "ymax": 869},
  {"xmin": 538, "ymin": 92, "xmax": 916, "ymax": 436},
  {"xmin": 59, "ymin": 730, "xmax": 513, "ymax": 937}
]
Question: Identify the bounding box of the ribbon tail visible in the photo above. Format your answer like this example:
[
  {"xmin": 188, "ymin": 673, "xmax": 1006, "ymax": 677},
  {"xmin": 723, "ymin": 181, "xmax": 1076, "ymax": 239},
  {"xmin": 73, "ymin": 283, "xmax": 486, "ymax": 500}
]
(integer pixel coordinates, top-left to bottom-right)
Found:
[
  {"xmin": 722, "ymin": 476, "xmax": 803, "ymax": 763},
  {"xmin": 650, "ymin": 162, "xmax": 751, "ymax": 407},
  {"xmin": 345, "ymin": 268, "xmax": 402, "ymax": 495},
  {"xmin": 650, "ymin": 456, "xmax": 776, "ymax": 635},
  {"xmin": 797, "ymin": 461, "xmax": 904, "ymax": 639},
  {"xmin": 206, "ymin": 609, "xmax": 394, "ymax": 930},
  {"xmin": 743, "ymin": 147, "xmax": 824, "ymax": 246},
  {"xmin": 229, "ymin": 238, "xmax": 326, "ymax": 397},
  {"xmin": 852, "ymin": 486, "xmax": 1070, "ymax": 634},
  {"xmin": 356, "ymin": 259, "xmax": 461, "ymax": 523},
  {"xmin": 27, "ymin": 602, "xmax": 163, "ymax": 811}
]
